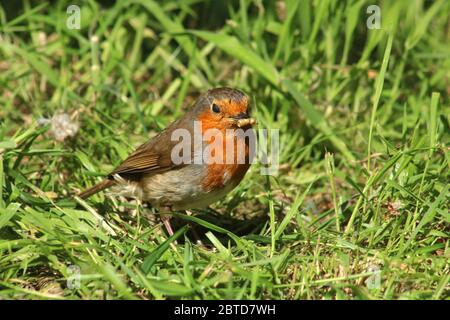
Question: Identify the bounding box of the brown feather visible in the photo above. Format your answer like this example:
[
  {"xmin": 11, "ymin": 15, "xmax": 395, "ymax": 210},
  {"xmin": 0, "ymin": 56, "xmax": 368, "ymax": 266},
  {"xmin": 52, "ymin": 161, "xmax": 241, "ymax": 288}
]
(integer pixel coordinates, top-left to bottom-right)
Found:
[
  {"xmin": 78, "ymin": 179, "xmax": 115, "ymax": 199},
  {"xmin": 108, "ymin": 118, "xmax": 191, "ymax": 180},
  {"xmin": 110, "ymin": 152, "xmax": 160, "ymax": 174}
]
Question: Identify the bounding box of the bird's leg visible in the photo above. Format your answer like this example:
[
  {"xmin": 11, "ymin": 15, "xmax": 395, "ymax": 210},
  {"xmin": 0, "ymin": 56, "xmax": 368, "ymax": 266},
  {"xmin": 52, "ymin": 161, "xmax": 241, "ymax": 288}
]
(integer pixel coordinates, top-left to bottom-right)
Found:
[
  {"xmin": 161, "ymin": 214, "xmax": 174, "ymax": 237},
  {"xmin": 159, "ymin": 206, "xmax": 174, "ymax": 237},
  {"xmin": 185, "ymin": 210, "xmax": 204, "ymax": 246}
]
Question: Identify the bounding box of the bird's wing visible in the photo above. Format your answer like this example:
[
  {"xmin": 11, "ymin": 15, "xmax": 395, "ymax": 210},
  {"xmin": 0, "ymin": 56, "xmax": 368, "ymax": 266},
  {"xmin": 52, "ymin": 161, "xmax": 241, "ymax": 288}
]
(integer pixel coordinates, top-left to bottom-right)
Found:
[
  {"xmin": 108, "ymin": 119, "xmax": 189, "ymax": 180},
  {"xmin": 110, "ymin": 151, "xmax": 162, "ymax": 175}
]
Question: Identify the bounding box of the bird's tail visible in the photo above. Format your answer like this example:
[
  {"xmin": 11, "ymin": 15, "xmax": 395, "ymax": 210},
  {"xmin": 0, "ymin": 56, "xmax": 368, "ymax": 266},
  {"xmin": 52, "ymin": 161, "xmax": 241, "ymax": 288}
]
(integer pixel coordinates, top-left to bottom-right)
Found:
[{"xmin": 78, "ymin": 179, "xmax": 115, "ymax": 199}]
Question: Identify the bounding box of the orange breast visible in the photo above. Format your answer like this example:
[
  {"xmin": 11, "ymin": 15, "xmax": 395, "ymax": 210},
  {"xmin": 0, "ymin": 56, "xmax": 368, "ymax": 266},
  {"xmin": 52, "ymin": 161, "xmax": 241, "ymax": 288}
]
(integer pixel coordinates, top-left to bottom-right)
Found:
[
  {"xmin": 198, "ymin": 113, "xmax": 253, "ymax": 192},
  {"xmin": 200, "ymin": 143, "xmax": 251, "ymax": 192}
]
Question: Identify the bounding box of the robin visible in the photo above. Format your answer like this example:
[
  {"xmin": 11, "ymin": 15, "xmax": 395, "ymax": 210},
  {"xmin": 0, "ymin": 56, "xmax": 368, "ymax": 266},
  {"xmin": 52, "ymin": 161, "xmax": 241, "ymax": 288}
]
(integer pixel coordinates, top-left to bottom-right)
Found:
[{"xmin": 78, "ymin": 87, "xmax": 256, "ymax": 235}]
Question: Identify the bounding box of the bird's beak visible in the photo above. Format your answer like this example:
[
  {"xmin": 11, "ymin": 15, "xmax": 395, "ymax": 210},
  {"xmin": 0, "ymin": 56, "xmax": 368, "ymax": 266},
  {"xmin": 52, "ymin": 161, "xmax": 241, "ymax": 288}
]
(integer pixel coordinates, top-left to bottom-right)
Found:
[{"xmin": 227, "ymin": 113, "xmax": 257, "ymax": 128}]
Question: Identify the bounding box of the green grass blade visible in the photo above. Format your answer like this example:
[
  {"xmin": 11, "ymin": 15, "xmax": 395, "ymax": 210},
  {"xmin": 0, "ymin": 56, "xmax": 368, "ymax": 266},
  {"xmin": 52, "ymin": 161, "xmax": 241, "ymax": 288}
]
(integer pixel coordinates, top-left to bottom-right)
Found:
[
  {"xmin": 188, "ymin": 30, "xmax": 280, "ymax": 86},
  {"xmin": 283, "ymin": 79, "xmax": 355, "ymax": 161},
  {"xmin": 275, "ymin": 182, "xmax": 312, "ymax": 240},
  {"xmin": 0, "ymin": 203, "xmax": 21, "ymax": 229},
  {"xmin": 141, "ymin": 225, "xmax": 188, "ymax": 274},
  {"xmin": 367, "ymin": 31, "xmax": 394, "ymax": 172}
]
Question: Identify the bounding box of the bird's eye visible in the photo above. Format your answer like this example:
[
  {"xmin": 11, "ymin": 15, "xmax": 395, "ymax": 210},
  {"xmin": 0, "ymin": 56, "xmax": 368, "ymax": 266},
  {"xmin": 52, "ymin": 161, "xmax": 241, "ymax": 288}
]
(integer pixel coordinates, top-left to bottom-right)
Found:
[{"xmin": 211, "ymin": 103, "xmax": 221, "ymax": 113}]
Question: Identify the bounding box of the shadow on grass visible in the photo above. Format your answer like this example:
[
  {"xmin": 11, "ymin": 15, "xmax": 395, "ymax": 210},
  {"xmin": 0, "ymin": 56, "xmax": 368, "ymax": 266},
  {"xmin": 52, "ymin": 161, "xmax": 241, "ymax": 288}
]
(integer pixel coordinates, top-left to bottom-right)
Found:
[
  {"xmin": 85, "ymin": 199, "xmax": 269, "ymax": 245},
  {"xmin": 171, "ymin": 209, "xmax": 269, "ymax": 243}
]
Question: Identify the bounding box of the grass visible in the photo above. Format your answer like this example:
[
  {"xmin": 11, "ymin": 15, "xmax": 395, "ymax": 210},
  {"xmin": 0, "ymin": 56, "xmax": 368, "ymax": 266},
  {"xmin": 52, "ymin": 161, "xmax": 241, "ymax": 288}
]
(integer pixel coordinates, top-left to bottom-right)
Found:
[{"xmin": 0, "ymin": 0, "xmax": 449, "ymax": 300}]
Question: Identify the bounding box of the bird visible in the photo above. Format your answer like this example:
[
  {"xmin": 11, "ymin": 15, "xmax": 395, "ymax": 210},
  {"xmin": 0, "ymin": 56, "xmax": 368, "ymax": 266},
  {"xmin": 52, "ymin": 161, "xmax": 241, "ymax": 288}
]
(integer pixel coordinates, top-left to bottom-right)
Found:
[{"xmin": 78, "ymin": 87, "xmax": 256, "ymax": 236}]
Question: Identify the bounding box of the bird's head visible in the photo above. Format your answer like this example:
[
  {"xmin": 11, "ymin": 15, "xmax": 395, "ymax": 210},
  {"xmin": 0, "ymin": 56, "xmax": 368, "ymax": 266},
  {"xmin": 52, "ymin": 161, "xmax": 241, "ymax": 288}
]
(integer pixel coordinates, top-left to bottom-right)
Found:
[{"xmin": 193, "ymin": 87, "xmax": 256, "ymax": 131}]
